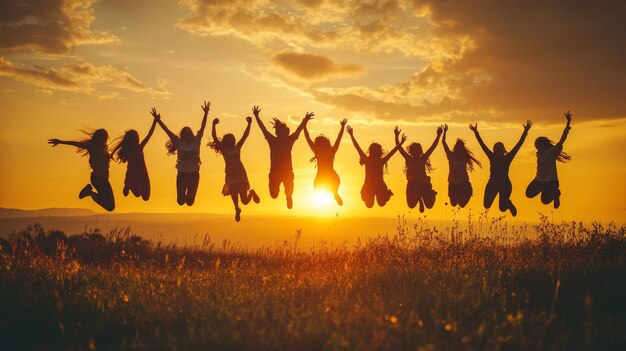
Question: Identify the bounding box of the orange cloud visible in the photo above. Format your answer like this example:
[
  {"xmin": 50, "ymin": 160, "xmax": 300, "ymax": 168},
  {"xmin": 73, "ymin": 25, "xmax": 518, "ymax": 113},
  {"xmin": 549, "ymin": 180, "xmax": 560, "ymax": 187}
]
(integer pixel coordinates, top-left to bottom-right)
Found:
[
  {"xmin": 0, "ymin": 0, "xmax": 117, "ymax": 54},
  {"xmin": 272, "ymin": 52, "xmax": 364, "ymax": 81}
]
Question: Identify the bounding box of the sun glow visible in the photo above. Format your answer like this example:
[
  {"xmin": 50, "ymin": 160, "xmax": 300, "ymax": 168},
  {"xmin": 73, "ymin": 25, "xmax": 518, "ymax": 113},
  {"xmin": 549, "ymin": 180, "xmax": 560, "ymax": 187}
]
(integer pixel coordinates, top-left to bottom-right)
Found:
[{"xmin": 313, "ymin": 190, "xmax": 334, "ymax": 208}]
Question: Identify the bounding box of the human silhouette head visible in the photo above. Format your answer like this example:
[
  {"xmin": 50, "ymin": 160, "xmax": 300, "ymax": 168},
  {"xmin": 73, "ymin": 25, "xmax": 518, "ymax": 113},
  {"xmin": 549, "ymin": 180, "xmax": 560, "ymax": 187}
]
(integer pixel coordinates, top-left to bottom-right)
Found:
[
  {"xmin": 534, "ymin": 137, "xmax": 552, "ymax": 152},
  {"xmin": 493, "ymin": 142, "xmax": 507, "ymax": 157},
  {"xmin": 368, "ymin": 143, "xmax": 383, "ymax": 158},
  {"xmin": 180, "ymin": 127, "xmax": 194, "ymax": 143},
  {"xmin": 407, "ymin": 142, "xmax": 423, "ymax": 157},
  {"xmin": 314, "ymin": 135, "xmax": 331, "ymax": 151},
  {"xmin": 535, "ymin": 136, "xmax": 571, "ymax": 162},
  {"xmin": 271, "ymin": 118, "xmax": 290, "ymax": 138},
  {"xmin": 453, "ymin": 138, "xmax": 481, "ymax": 171},
  {"xmin": 222, "ymin": 134, "xmax": 236, "ymax": 150},
  {"xmin": 91, "ymin": 129, "xmax": 109, "ymax": 146},
  {"xmin": 112, "ymin": 129, "xmax": 139, "ymax": 162},
  {"xmin": 453, "ymin": 139, "xmax": 466, "ymax": 153}
]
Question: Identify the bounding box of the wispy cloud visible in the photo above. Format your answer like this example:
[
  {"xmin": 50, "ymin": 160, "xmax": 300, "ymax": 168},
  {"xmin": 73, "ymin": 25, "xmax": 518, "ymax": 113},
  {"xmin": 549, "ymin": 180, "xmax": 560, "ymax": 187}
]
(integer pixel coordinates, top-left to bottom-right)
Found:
[{"xmin": 0, "ymin": 57, "xmax": 169, "ymax": 97}]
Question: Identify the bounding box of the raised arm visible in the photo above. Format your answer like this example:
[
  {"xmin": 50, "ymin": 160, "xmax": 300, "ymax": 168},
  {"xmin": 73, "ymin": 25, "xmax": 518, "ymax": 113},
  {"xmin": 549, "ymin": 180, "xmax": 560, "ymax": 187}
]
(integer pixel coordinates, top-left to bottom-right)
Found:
[
  {"xmin": 48, "ymin": 139, "xmax": 91, "ymax": 150},
  {"xmin": 290, "ymin": 112, "xmax": 314, "ymax": 141},
  {"xmin": 236, "ymin": 117, "xmax": 253, "ymax": 149},
  {"xmin": 424, "ymin": 126, "xmax": 443, "ymax": 158},
  {"xmin": 394, "ymin": 126, "xmax": 410, "ymax": 159},
  {"xmin": 346, "ymin": 125, "xmax": 367, "ymax": 160},
  {"xmin": 508, "ymin": 120, "xmax": 532, "ymax": 159},
  {"xmin": 152, "ymin": 108, "xmax": 177, "ymax": 141},
  {"xmin": 469, "ymin": 123, "xmax": 492, "ymax": 158},
  {"xmin": 384, "ymin": 133, "xmax": 407, "ymax": 163},
  {"xmin": 556, "ymin": 111, "xmax": 572, "ymax": 147},
  {"xmin": 140, "ymin": 114, "xmax": 160, "ymax": 148},
  {"xmin": 253, "ymin": 105, "xmax": 272, "ymax": 140},
  {"xmin": 442, "ymin": 124, "xmax": 451, "ymax": 155},
  {"xmin": 331, "ymin": 119, "xmax": 347, "ymax": 154},
  {"xmin": 303, "ymin": 124, "xmax": 315, "ymax": 151},
  {"xmin": 211, "ymin": 118, "xmax": 222, "ymax": 150},
  {"xmin": 197, "ymin": 101, "xmax": 210, "ymax": 138}
]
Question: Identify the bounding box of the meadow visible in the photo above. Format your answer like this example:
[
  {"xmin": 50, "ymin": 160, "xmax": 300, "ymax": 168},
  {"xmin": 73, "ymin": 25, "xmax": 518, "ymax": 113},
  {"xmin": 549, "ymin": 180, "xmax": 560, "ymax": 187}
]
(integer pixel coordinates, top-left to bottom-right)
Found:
[{"xmin": 1, "ymin": 214, "xmax": 625, "ymax": 351}]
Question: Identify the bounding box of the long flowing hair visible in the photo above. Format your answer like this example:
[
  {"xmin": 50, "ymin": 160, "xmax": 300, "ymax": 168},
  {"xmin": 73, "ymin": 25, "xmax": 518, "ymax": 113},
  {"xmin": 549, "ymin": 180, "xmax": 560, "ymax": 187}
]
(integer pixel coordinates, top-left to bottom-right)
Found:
[
  {"xmin": 208, "ymin": 134, "xmax": 236, "ymax": 155},
  {"xmin": 76, "ymin": 128, "xmax": 108, "ymax": 156},
  {"xmin": 362, "ymin": 143, "xmax": 389, "ymax": 173},
  {"xmin": 271, "ymin": 118, "xmax": 289, "ymax": 136},
  {"xmin": 453, "ymin": 138, "xmax": 482, "ymax": 172},
  {"xmin": 166, "ymin": 127, "xmax": 194, "ymax": 155},
  {"xmin": 406, "ymin": 142, "xmax": 435, "ymax": 173},
  {"xmin": 111, "ymin": 129, "xmax": 139, "ymax": 163},
  {"xmin": 535, "ymin": 137, "xmax": 571, "ymax": 162},
  {"xmin": 310, "ymin": 135, "xmax": 332, "ymax": 163}
]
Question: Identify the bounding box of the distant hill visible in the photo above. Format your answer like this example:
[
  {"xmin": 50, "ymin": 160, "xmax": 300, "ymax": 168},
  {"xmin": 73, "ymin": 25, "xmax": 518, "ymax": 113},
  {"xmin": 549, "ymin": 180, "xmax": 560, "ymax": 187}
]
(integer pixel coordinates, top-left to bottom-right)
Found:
[{"xmin": 0, "ymin": 208, "xmax": 97, "ymax": 219}]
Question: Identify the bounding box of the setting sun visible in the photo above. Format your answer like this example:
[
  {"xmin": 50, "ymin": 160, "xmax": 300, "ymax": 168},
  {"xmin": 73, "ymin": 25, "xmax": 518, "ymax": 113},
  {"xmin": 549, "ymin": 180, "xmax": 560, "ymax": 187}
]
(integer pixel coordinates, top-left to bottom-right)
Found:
[{"xmin": 312, "ymin": 190, "xmax": 335, "ymax": 208}]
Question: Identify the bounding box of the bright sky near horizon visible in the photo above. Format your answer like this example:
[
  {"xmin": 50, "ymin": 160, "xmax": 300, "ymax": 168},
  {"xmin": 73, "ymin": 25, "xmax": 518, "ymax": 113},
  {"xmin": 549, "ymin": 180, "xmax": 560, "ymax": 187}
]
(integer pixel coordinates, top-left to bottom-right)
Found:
[{"xmin": 1, "ymin": 0, "xmax": 625, "ymax": 223}]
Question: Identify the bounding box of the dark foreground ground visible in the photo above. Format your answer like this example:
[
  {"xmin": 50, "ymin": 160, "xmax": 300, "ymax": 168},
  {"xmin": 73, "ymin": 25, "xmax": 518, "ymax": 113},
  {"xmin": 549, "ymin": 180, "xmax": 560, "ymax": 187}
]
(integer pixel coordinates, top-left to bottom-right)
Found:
[{"xmin": 1, "ymin": 217, "xmax": 625, "ymax": 351}]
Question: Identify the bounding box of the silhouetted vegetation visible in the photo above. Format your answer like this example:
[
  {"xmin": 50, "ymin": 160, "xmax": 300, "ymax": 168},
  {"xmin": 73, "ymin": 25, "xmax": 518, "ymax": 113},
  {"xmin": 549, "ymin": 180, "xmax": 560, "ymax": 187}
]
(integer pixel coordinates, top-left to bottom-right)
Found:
[{"xmin": 1, "ymin": 215, "xmax": 625, "ymax": 350}]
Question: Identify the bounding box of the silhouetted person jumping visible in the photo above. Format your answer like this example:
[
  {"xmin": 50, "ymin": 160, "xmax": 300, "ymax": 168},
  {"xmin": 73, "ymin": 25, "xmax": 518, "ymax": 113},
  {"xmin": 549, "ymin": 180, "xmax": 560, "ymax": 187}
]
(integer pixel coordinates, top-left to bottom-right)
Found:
[
  {"xmin": 442, "ymin": 124, "xmax": 482, "ymax": 208},
  {"xmin": 303, "ymin": 118, "xmax": 347, "ymax": 205},
  {"xmin": 347, "ymin": 125, "xmax": 405, "ymax": 208},
  {"xmin": 470, "ymin": 120, "xmax": 532, "ymax": 216},
  {"xmin": 253, "ymin": 105, "xmax": 313, "ymax": 209},
  {"xmin": 209, "ymin": 116, "xmax": 260, "ymax": 222},
  {"xmin": 48, "ymin": 129, "xmax": 115, "ymax": 211},
  {"xmin": 151, "ymin": 101, "xmax": 209, "ymax": 206},
  {"xmin": 395, "ymin": 125, "xmax": 442, "ymax": 212},
  {"xmin": 526, "ymin": 111, "xmax": 572, "ymax": 208},
  {"xmin": 110, "ymin": 113, "xmax": 159, "ymax": 201}
]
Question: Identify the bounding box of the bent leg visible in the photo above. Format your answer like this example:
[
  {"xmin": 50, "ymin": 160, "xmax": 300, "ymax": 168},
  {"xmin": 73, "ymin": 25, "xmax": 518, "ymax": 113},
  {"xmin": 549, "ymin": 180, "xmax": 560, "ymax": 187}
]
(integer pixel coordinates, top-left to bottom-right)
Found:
[
  {"xmin": 185, "ymin": 172, "xmax": 200, "ymax": 206},
  {"xmin": 406, "ymin": 182, "xmax": 419, "ymax": 209},
  {"xmin": 268, "ymin": 172, "xmax": 280, "ymax": 199},
  {"xmin": 498, "ymin": 180, "xmax": 514, "ymax": 214},
  {"xmin": 142, "ymin": 180, "xmax": 151, "ymax": 201},
  {"xmin": 90, "ymin": 175, "xmax": 115, "ymax": 212},
  {"xmin": 240, "ymin": 190, "xmax": 253, "ymax": 205},
  {"xmin": 525, "ymin": 180, "xmax": 542, "ymax": 199},
  {"xmin": 483, "ymin": 180, "xmax": 498, "ymax": 209},
  {"xmin": 540, "ymin": 180, "xmax": 560, "ymax": 205},
  {"xmin": 361, "ymin": 185, "xmax": 375, "ymax": 208},
  {"xmin": 422, "ymin": 182, "xmax": 437, "ymax": 209}
]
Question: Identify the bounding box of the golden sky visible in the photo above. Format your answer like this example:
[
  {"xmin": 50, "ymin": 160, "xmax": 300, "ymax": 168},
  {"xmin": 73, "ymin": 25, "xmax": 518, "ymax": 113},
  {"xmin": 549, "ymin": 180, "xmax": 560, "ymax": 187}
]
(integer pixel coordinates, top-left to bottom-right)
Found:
[{"xmin": 1, "ymin": 0, "xmax": 625, "ymax": 222}]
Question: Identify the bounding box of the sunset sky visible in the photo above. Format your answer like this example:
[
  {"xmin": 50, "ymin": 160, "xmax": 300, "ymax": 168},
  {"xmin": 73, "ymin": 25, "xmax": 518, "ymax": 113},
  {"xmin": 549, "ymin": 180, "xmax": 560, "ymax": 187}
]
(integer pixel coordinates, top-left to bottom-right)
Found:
[{"xmin": 1, "ymin": 0, "xmax": 624, "ymax": 222}]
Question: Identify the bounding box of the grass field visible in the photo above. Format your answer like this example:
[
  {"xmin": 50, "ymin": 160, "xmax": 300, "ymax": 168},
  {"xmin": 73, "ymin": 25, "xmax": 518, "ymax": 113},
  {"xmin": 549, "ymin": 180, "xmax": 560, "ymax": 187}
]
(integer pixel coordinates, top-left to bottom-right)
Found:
[{"xmin": 1, "ymin": 215, "xmax": 625, "ymax": 351}]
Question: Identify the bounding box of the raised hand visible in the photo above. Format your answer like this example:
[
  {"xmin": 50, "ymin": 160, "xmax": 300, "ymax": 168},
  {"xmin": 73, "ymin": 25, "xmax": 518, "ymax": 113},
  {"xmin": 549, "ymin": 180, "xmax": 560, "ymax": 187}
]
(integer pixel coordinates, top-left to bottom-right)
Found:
[
  {"xmin": 523, "ymin": 120, "xmax": 532, "ymax": 132},
  {"xmin": 48, "ymin": 138, "xmax": 60, "ymax": 147},
  {"xmin": 469, "ymin": 123, "xmax": 478, "ymax": 132},
  {"xmin": 564, "ymin": 110, "xmax": 572, "ymax": 122},
  {"xmin": 437, "ymin": 125, "xmax": 443, "ymax": 135},
  {"xmin": 346, "ymin": 125, "xmax": 354, "ymax": 135},
  {"xmin": 150, "ymin": 108, "xmax": 161, "ymax": 119},
  {"xmin": 246, "ymin": 116, "xmax": 252, "ymax": 124},
  {"xmin": 394, "ymin": 126, "xmax": 401, "ymax": 137},
  {"xmin": 201, "ymin": 101, "xmax": 211, "ymax": 114},
  {"xmin": 340, "ymin": 118, "xmax": 348, "ymax": 127},
  {"xmin": 304, "ymin": 112, "xmax": 314, "ymax": 122},
  {"xmin": 401, "ymin": 134, "xmax": 407, "ymax": 144},
  {"xmin": 443, "ymin": 124, "xmax": 448, "ymax": 132},
  {"xmin": 252, "ymin": 105, "xmax": 261, "ymax": 117},
  {"xmin": 213, "ymin": 118, "xmax": 220, "ymax": 125}
]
